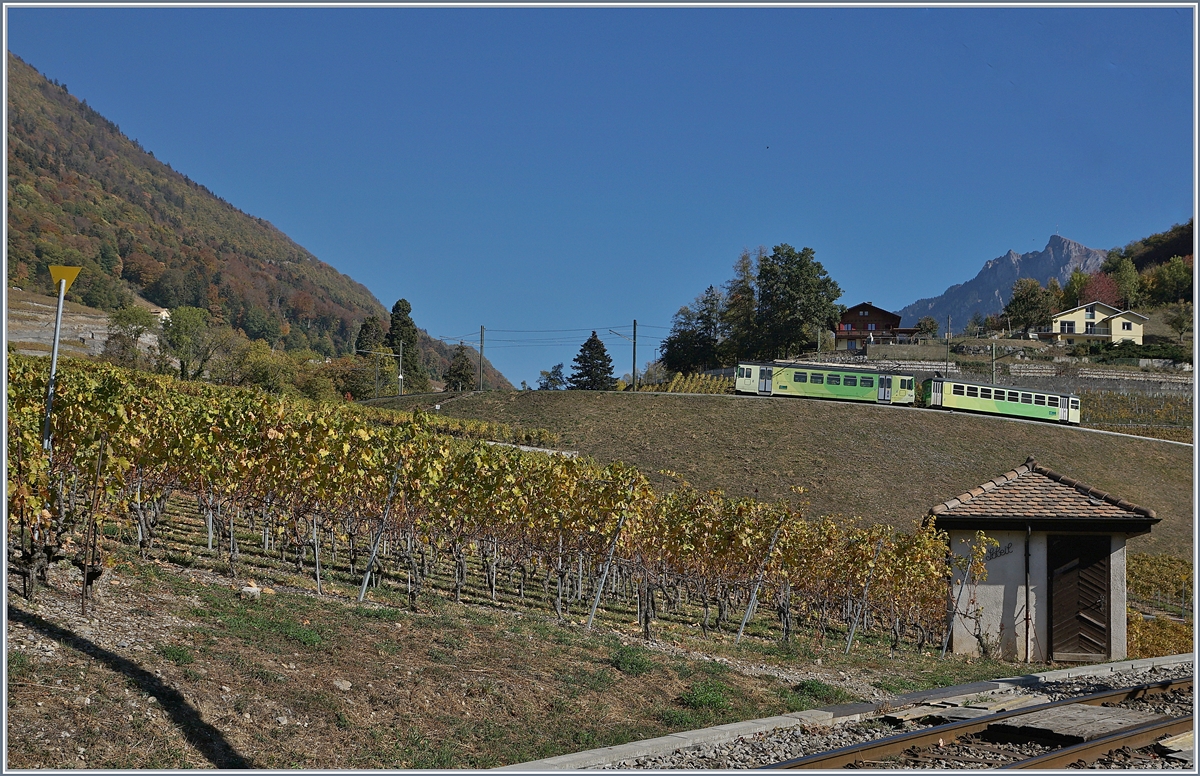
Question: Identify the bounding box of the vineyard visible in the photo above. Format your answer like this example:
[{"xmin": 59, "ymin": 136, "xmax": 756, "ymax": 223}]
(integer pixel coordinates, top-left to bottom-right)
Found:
[
  {"xmin": 8, "ymin": 355, "xmax": 979, "ymax": 656},
  {"xmin": 639, "ymin": 374, "xmax": 734, "ymax": 395},
  {"xmin": 1076, "ymin": 390, "xmax": 1193, "ymax": 443}
]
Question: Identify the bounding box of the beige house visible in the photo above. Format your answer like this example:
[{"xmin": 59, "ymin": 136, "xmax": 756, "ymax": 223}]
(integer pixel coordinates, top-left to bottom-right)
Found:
[{"xmin": 1038, "ymin": 301, "xmax": 1147, "ymax": 346}]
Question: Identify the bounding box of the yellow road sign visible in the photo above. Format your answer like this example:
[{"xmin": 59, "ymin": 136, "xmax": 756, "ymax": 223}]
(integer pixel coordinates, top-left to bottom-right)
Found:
[{"xmin": 48, "ymin": 265, "xmax": 82, "ymax": 292}]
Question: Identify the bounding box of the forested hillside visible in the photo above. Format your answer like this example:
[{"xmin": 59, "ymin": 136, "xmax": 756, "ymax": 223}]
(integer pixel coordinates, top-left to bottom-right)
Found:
[
  {"xmin": 7, "ymin": 53, "xmax": 385, "ymax": 356},
  {"xmin": 7, "ymin": 53, "xmax": 512, "ymax": 389}
]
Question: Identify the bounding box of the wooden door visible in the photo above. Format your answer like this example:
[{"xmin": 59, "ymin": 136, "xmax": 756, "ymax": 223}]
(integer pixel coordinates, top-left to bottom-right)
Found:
[{"xmin": 1048, "ymin": 535, "xmax": 1110, "ymax": 662}]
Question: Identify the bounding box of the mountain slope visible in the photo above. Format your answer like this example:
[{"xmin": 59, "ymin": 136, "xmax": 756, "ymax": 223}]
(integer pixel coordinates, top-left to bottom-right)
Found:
[
  {"xmin": 898, "ymin": 235, "xmax": 1108, "ymax": 329},
  {"xmin": 6, "ymin": 53, "xmax": 511, "ymax": 388}
]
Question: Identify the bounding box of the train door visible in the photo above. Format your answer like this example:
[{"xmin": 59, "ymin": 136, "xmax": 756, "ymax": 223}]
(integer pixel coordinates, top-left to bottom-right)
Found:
[
  {"xmin": 1059, "ymin": 396, "xmax": 1072, "ymax": 424},
  {"xmin": 877, "ymin": 375, "xmax": 892, "ymax": 403},
  {"xmin": 758, "ymin": 367, "xmax": 773, "ymax": 395},
  {"xmin": 930, "ymin": 380, "xmax": 943, "ymax": 408}
]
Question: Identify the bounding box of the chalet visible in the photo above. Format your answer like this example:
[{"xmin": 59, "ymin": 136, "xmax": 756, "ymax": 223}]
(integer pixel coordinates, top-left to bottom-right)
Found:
[
  {"xmin": 1037, "ymin": 301, "xmax": 1147, "ymax": 347},
  {"xmin": 834, "ymin": 302, "xmax": 918, "ymax": 351},
  {"xmin": 928, "ymin": 457, "xmax": 1158, "ymax": 663}
]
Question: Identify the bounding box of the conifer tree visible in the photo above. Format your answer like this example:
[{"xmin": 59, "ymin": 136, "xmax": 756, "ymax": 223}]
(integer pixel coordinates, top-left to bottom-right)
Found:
[
  {"xmin": 445, "ymin": 342, "xmax": 476, "ymax": 391},
  {"xmin": 568, "ymin": 332, "xmax": 615, "ymax": 390},
  {"xmin": 386, "ymin": 298, "xmax": 430, "ymax": 392},
  {"xmin": 355, "ymin": 316, "xmax": 386, "ymax": 355}
]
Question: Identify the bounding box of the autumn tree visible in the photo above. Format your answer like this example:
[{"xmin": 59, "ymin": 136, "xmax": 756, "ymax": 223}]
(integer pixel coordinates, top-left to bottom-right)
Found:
[
  {"xmin": 568, "ymin": 332, "xmax": 615, "ymax": 391},
  {"xmin": 160, "ymin": 306, "xmax": 228, "ymax": 380},
  {"xmin": 1003, "ymin": 279, "xmax": 1054, "ymax": 335},
  {"xmin": 755, "ymin": 244, "xmax": 842, "ymax": 359},
  {"xmin": 1080, "ymin": 272, "xmax": 1122, "ymax": 308},
  {"xmin": 538, "ymin": 363, "xmax": 567, "ymax": 390},
  {"xmin": 103, "ymin": 305, "xmax": 158, "ymax": 369},
  {"xmin": 1148, "ymin": 256, "xmax": 1193, "ymax": 305},
  {"xmin": 914, "ymin": 316, "xmax": 939, "ymax": 339},
  {"xmin": 1165, "ymin": 302, "xmax": 1193, "ymax": 343},
  {"xmin": 1062, "ymin": 269, "xmax": 1090, "ymax": 310}
]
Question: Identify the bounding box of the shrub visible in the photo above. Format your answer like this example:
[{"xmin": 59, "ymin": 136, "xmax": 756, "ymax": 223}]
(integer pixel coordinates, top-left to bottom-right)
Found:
[
  {"xmin": 610, "ymin": 645, "xmax": 653, "ymax": 676},
  {"xmin": 680, "ymin": 679, "xmax": 729, "ymax": 710}
]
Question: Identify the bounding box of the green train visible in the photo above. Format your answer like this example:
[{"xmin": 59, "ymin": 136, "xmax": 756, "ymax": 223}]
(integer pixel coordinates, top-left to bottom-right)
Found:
[
  {"xmin": 734, "ymin": 361, "xmax": 917, "ymax": 405},
  {"xmin": 732, "ymin": 361, "xmax": 1081, "ymax": 425},
  {"xmin": 924, "ymin": 377, "xmax": 1081, "ymax": 425}
]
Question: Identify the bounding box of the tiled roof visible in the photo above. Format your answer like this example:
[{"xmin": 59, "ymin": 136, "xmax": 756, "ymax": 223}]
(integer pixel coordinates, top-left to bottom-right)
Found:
[{"xmin": 928, "ymin": 457, "xmax": 1156, "ymax": 520}]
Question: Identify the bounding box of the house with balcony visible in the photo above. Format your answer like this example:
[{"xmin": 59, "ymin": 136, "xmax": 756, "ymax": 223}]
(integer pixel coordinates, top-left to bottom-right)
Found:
[
  {"xmin": 834, "ymin": 302, "xmax": 918, "ymax": 351},
  {"xmin": 1037, "ymin": 301, "xmax": 1147, "ymax": 347}
]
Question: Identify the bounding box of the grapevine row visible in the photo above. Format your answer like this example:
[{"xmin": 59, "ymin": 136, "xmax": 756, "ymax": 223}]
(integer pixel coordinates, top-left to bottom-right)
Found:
[{"xmin": 7, "ymin": 355, "xmax": 963, "ymax": 650}]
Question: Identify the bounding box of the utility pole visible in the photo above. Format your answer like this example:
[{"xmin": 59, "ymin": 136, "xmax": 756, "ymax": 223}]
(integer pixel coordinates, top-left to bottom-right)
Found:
[
  {"xmin": 397, "ymin": 340, "xmax": 403, "ymax": 396},
  {"xmin": 478, "ymin": 325, "xmax": 484, "ymax": 392},
  {"xmin": 946, "ymin": 314, "xmax": 951, "ymax": 372},
  {"xmin": 632, "ymin": 320, "xmax": 637, "ymax": 391}
]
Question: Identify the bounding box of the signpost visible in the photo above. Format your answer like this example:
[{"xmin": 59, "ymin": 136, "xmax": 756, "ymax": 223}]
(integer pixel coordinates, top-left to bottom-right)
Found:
[{"xmin": 42, "ymin": 266, "xmax": 81, "ymax": 452}]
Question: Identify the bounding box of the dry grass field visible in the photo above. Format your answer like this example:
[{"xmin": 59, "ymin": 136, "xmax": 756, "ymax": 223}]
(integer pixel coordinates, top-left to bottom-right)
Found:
[{"xmin": 375, "ymin": 390, "xmax": 1193, "ymax": 558}]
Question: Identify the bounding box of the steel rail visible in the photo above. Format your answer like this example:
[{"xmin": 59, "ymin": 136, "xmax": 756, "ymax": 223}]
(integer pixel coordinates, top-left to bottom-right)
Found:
[
  {"xmin": 761, "ymin": 676, "xmax": 1192, "ymax": 769},
  {"xmin": 1000, "ymin": 714, "xmax": 1193, "ymax": 769}
]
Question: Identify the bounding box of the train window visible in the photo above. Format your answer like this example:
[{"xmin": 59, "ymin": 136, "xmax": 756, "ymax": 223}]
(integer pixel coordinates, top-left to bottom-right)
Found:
[
  {"xmin": 1034, "ymin": 395, "xmax": 1046, "ymax": 405},
  {"xmin": 827, "ymin": 375, "xmax": 841, "ymax": 385},
  {"xmin": 793, "ymin": 372, "xmax": 807, "ymax": 383},
  {"xmin": 905, "ymin": 378, "xmax": 913, "ymax": 389},
  {"xmin": 1021, "ymin": 393, "xmax": 1033, "ymax": 404},
  {"xmin": 844, "ymin": 376, "xmax": 857, "ymax": 387},
  {"xmin": 737, "ymin": 367, "xmax": 744, "ymax": 378},
  {"xmin": 861, "ymin": 377, "xmax": 874, "ymax": 388},
  {"xmin": 952, "ymin": 384, "xmax": 965, "ymax": 396},
  {"xmin": 811, "ymin": 374, "xmax": 824, "ymax": 384},
  {"xmin": 1070, "ymin": 399, "xmax": 1079, "ymax": 410},
  {"xmin": 1008, "ymin": 391, "xmax": 1020, "ymax": 402},
  {"xmin": 966, "ymin": 386, "xmax": 978, "ymax": 397},
  {"xmin": 1047, "ymin": 396, "xmax": 1059, "ymax": 407},
  {"xmin": 979, "ymin": 388, "xmax": 991, "ymax": 399}
]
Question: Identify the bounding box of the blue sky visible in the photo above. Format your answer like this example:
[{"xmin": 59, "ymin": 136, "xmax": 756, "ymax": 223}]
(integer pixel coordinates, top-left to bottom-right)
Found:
[{"xmin": 5, "ymin": 5, "xmax": 1195, "ymax": 387}]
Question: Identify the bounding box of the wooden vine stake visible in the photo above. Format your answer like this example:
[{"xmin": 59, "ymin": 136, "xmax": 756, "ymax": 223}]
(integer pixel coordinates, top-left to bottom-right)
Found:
[
  {"xmin": 844, "ymin": 538, "xmax": 885, "ymax": 654},
  {"xmin": 358, "ymin": 466, "xmax": 402, "ymax": 603},
  {"xmin": 735, "ymin": 515, "xmax": 787, "ymax": 645},
  {"xmin": 585, "ymin": 486, "xmax": 633, "ymax": 630}
]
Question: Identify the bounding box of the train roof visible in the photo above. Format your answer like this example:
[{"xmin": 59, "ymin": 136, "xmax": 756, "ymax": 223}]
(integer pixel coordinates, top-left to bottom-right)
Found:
[
  {"xmin": 737, "ymin": 360, "xmax": 914, "ymax": 377},
  {"xmin": 926, "ymin": 375, "xmax": 1079, "ymax": 399}
]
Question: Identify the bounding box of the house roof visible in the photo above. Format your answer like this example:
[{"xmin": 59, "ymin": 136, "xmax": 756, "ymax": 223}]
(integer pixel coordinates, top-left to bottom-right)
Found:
[
  {"xmin": 1100, "ymin": 310, "xmax": 1150, "ymax": 322},
  {"xmin": 1050, "ymin": 300, "xmax": 1149, "ymax": 320},
  {"xmin": 927, "ymin": 457, "xmax": 1158, "ymax": 532},
  {"xmin": 841, "ymin": 302, "xmax": 901, "ymax": 321}
]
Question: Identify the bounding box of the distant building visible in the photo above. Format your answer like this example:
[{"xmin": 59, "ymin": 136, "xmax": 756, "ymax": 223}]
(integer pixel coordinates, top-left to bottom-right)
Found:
[
  {"xmin": 928, "ymin": 457, "xmax": 1157, "ymax": 663},
  {"xmin": 834, "ymin": 302, "xmax": 918, "ymax": 351},
  {"xmin": 1038, "ymin": 301, "xmax": 1147, "ymax": 347}
]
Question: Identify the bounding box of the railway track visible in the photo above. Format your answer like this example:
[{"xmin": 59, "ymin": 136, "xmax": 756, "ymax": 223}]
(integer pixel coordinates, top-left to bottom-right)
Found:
[{"xmin": 763, "ymin": 677, "xmax": 1193, "ymax": 769}]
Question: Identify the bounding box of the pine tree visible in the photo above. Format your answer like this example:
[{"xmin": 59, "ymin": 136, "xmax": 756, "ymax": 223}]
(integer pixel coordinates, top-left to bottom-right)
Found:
[
  {"xmin": 568, "ymin": 332, "xmax": 615, "ymax": 391},
  {"xmin": 445, "ymin": 342, "xmax": 476, "ymax": 392},
  {"xmin": 355, "ymin": 316, "xmax": 386, "ymax": 355},
  {"xmin": 386, "ymin": 298, "xmax": 430, "ymax": 392}
]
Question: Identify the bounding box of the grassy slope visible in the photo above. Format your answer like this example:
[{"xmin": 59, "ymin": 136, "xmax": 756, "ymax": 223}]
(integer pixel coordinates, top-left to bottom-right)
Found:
[{"xmin": 378, "ymin": 390, "xmax": 1193, "ymax": 557}]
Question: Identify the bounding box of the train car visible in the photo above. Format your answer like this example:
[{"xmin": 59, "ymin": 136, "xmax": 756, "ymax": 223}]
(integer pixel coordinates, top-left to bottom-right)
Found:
[
  {"xmin": 735, "ymin": 361, "xmax": 916, "ymax": 405},
  {"xmin": 923, "ymin": 377, "xmax": 1080, "ymax": 425}
]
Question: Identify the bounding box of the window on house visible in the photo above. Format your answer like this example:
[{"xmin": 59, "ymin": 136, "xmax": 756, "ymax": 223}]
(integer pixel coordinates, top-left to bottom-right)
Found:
[
  {"xmin": 952, "ymin": 384, "xmax": 965, "ymax": 396},
  {"xmin": 1086, "ymin": 305, "xmax": 1095, "ymax": 320},
  {"xmin": 1122, "ymin": 321, "xmax": 1133, "ymax": 331},
  {"xmin": 861, "ymin": 377, "xmax": 874, "ymax": 388},
  {"xmin": 1060, "ymin": 321, "xmax": 1075, "ymax": 334},
  {"xmin": 1085, "ymin": 322, "xmax": 1097, "ymax": 334},
  {"xmin": 1021, "ymin": 393, "xmax": 1033, "ymax": 404},
  {"xmin": 827, "ymin": 375, "xmax": 841, "ymax": 385},
  {"xmin": 966, "ymin": 386, "xmax": 979, "ymax": 397},
  {"xmin": 1034, "ymin": 395, "xmax": 1046, "ymax": 406},
  {"xmin": 980, "ymin": 387, "xmax": 992, "ymax": 399},
  {"xmin": 1067, "ymin": 339, "xmax": 1074, "ymax": 345},
  {"xmin": 844, "ymin": 376, "xmax": 857, "ymax": 386},
  {"xmin": 810, "ymin": 374, "xmax": 824, "ymax": 384},
  {"xmin": 859, "ymin": 310, "xmax": 869, "ymax": 316},
  {"xmin": 793, "ymin": 372, "xmax": 807, "ymax": 383},
  {"xmin": 867, "ymin": 323, "xmax": 876, "ymax": 331}
]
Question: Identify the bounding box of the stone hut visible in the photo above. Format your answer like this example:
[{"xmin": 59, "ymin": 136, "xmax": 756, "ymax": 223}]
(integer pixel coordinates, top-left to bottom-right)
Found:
[{"xmin": 927, "ymin": 457, "xmax": 1158, "ymax": 663}]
